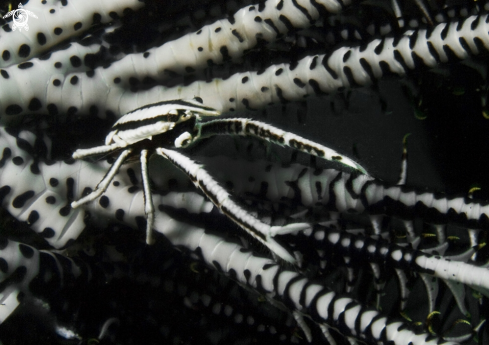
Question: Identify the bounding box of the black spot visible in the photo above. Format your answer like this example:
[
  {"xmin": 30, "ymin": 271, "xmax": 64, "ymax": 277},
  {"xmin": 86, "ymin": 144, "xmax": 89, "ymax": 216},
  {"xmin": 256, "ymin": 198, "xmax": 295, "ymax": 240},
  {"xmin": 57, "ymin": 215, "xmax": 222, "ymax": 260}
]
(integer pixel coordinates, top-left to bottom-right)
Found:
[
  {"xmin": 41, "ymin": 0, "xmax": 47, "ymax": 3},
  {"xmin": 49, "ymin": 9, "xmax": 55, "ymax": 13},
  {"xmin": 126, "ymin": 168, "xmax": 139, "ymax": 185},
  {"xmin": 2, "ymin": 50, "xmax": 10, "ymax": 61},
  {"xmin": 47, "ymin": 104, "xmax": 58, "ymax": 115},
  {"xmin": 143, "ymin": 52, "xmax": 150, "ymax": 58},
  {"xmin": 115, "ymin": 209, "xmax": 125, "ymax": 221},
  {"xmin": 309, "ymin": 56, "xmax": 318, "ymax": 70},
  {"xmin": 293, "ymin": 78, "xmax": 306, "ymax": 88},
  {"xmin": 12, "ymin": 156, "xmax": 24, "ymax": 165},
  {"xmin": 70, "ymin": 76, "xmax": 79, "ymax": 85},
  {"xmin": 67, "ymin": 179, "xmax": 75, "ymax": 203},
  {"xmin": 219, "ymin": 46, "xmax": 231, "ymax": 62},
  {"xmin": 1, "ymin": 69, "xmax": 9, "ymax": 78},
  {"xmin": 81, "ymin": 187, "xmax": 92, "ymax": 197},
  {"xmin": 309, "ymin": 79, "xmax": 323, "ymax": 95},
  {"xmin": 70, "ymin": 55, "xmax": 82, "ymax": 67},
  {"xmin": 113, "ymin": 181, "xmax": 120, "ymax": 186},
  {"xmin": 198, "ymin": 47, "xmax": 203, "ymax": 52},
  {"xmin": 243, "ymin": 269, "xmax": 251, "ymax": 283},
  {"xmin": 89, "ymin": 105, "xmax": 99, "ymax": 116},
  {"xmin": 99, "ymin": 196, "xmax": 109, "ymax": 208},
  {"xmin": 279, "ymin": 15, "xmax": 294, "ymax": 31},
  {"xmin": 27, "ymin": 211, "xmax": 39, "ymax": 224},
  {"xmin": 53, "ymin": 79, "xmax": 61, "ymax": 86},
  {"xmin": 93, "ymin": 13, "xmax": 102, "ymax": 25},
  {"xmin": 5, "ymin": 105, "xmax": 22, "ymax": 115},
  {"xmin": 0, "ymin": 149, "xmax": 12, "ymax": 168},
  {"xmin": 109, "ymin": 11, "xmax": 119, "ymax": 20},
  {"xmin": 59, "ymin": 206, "xmax": 70, "ymax": 216},
  {"xmin": 67, "ymin": 106, "xmax": 78, "ymax": 115},
  {"xmin": 86, "ymin": 70, "xmax": 94, "ymax": 77},
  {"xmin": 45, "ymin": 196, "xmax": 56, "ymax": 204},
  {"xmin": 74, "ymin": 22, "xmax": 82, "ymax": 31},
  {"xmin": 215, "ymin": 27, "xmax": 222, "ymax": 33},
  {"xmin": 61, "ymin": 0, "xmax": 67, "ymax": 5},
  {"xmin": 231, "ymin": 29, "xmax": 244, "ymax": 42},
  {"xmin": 54, "ymin": 27, "xmax": 63, "ymax": 35},
  {"xmin": 49, "ymin": 178, "xmax": 59, "ymax": 187},
  {"xmin": 275, "ymin": 68, "xmax": 283, "ymax": 76},
  {"xmin": 128, "ymin": 186, "xmax": 139, "ymax": 194},
  {"xmin": 40, "ymin": 228, "xmax": 55, "ymax": 238},
  {"xmin": 242, "ymin": 76, "xmax": 249, "ymax": 83},
  {"xmin": 18, "ymin": 62, "xmax": 34, "ymax": 69},
  {"xmin": 28, "ymin": 98, "xmax": 42, "ymax": 111},
  {"xmin": 54, "ymin": 62, "xmax": 62, "ymax": 68},
  {"xmin": 0, "ymin": 258, "xmax": 8, "ymax": 273},
  {"xmin": 19, "ymin": 244, "xmax": 34, "ymax": 258},
  {"xmin": 213, "ymin": 260, "xmax": 223, "ymax": 272},
  {"xmin": 40, "ymin": 52, "xmax": 52, "ymax": 61},
  {"xmin": 30, "ymin": 162, "xmax": 40, "ymax": 175},
  {"xmin": 18, "ymin": 44, "xmax": 30, "ymax": 58},
  {"xmin": 114, "ymin": 77, "xmax": 121, "ymax": 84}
]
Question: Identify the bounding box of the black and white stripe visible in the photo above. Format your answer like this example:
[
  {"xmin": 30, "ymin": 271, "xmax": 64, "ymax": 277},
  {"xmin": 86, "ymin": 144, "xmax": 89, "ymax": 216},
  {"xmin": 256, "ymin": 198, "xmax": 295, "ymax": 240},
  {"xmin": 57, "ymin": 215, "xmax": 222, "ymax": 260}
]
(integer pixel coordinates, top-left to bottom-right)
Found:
[
  {"xmin": 165, "ymin": 220, "xmax": 459, "ymax": 345},
  {"xmin": 185, "ymin": 117, "xmax": 368, "ymax": 173},
  {"xmin": 157, "ymin": 147, "xmax": 309, "ymax": 263},
  {"xmin": 205, "ymin": 158, "xmax": 489, "ymax": 232}
]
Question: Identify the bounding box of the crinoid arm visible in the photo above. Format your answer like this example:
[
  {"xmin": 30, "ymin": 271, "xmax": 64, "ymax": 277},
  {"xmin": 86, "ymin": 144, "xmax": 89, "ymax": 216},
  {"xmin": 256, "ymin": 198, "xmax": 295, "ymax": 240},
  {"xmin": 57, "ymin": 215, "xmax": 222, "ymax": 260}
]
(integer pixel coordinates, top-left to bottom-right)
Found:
[
  {"xmin": 156, "ymin": 147, "xmax": 311, "ymax": 264},
  {"xmin": 175, "ymin": 118, "xmax": 368, "ymax": 174},
  {"xmin": 71, "ymin": 149, "xmax": 132, "ymax": 209}
]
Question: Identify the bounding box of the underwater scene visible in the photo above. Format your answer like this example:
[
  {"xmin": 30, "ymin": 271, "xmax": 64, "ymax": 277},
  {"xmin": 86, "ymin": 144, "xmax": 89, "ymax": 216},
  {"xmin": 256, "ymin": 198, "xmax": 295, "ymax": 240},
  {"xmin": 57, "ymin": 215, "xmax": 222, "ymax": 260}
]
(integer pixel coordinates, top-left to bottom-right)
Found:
[{"xmin": 0, "ymin": 0, "xmax": 488, "ymax": 344}]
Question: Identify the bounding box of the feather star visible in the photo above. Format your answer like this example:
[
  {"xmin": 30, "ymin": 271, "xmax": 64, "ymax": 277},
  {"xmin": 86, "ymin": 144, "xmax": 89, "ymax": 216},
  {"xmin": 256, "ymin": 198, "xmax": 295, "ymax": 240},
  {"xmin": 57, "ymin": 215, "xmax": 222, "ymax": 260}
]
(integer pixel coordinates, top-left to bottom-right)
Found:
[{"xmin": 0, "ymin": 0, "xmax": 488, "ymax": 344}]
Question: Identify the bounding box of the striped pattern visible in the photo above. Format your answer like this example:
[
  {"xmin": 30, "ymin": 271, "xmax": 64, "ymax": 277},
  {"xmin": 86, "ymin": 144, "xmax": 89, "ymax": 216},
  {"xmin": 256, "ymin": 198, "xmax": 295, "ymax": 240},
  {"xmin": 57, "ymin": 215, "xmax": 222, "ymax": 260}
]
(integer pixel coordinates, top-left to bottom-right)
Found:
[
  {"xmin": 4, "ymin": 7, "xmax": 489, "ymax": 121},
  {"xmin": 204, "ymin": 157, "xmax": 489, "ymax": 231},
  {"xmin": 188, "ymin": 117, "xmax": 368, "ymax": 173},
  {"xmin": 165, "ymin": 221, "xmax": 458, "ymax": 345},
  {"xmin": 157, "ymin": 147, "xmax": 309, "ymax": 263},
  {"xmin": 0, "ymin": 0, "xmax": 488, "ymax": 343}
]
